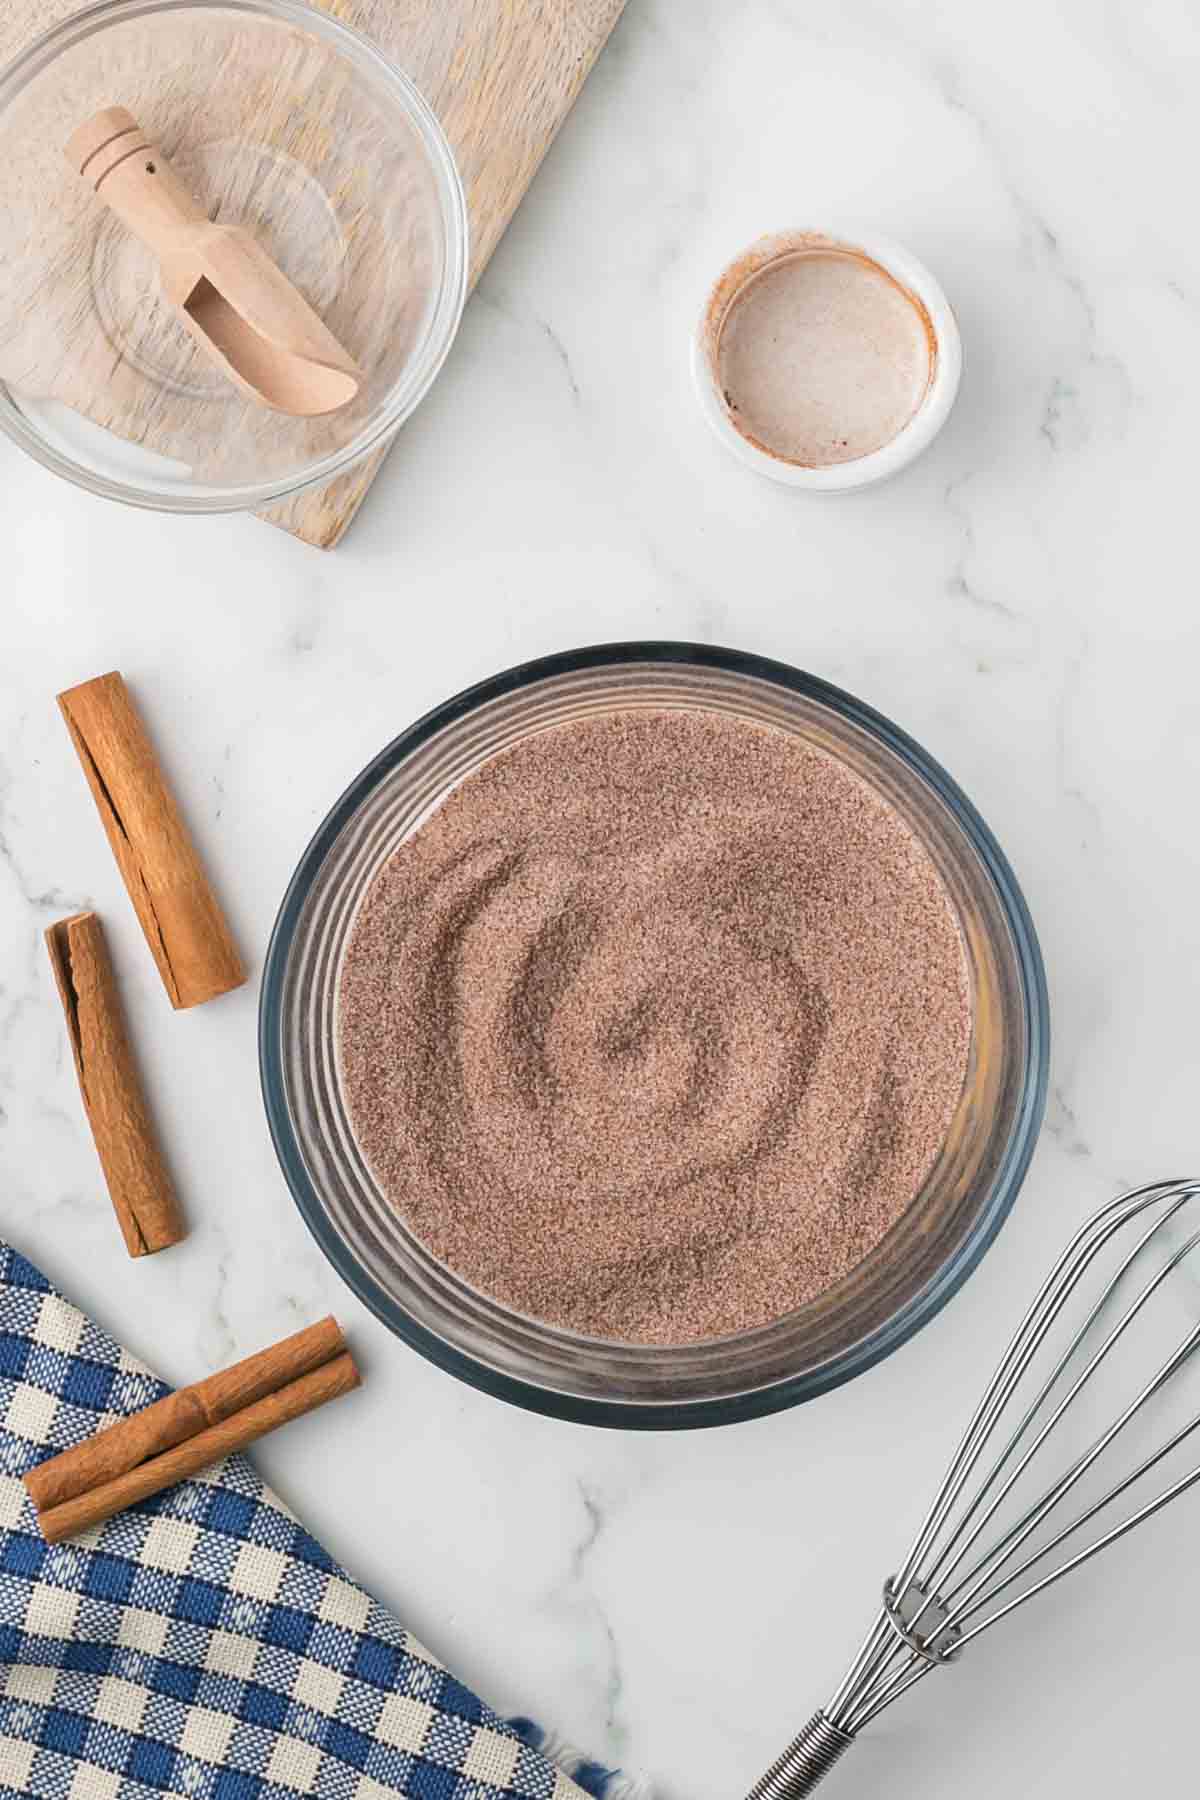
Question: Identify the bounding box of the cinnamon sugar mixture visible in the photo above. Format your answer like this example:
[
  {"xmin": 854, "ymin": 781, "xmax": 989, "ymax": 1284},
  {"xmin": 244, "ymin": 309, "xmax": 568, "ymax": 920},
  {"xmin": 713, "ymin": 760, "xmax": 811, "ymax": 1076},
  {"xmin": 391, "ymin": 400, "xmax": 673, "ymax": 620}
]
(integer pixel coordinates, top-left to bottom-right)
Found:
[{"xmin": 338, "ymin": 710, "xmax": 972, "ymax": 1345}]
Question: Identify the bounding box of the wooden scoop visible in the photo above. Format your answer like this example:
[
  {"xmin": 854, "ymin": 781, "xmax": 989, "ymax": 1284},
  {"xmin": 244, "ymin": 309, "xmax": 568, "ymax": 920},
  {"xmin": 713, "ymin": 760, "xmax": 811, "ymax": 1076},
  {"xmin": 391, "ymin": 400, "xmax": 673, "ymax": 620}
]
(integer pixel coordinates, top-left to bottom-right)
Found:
[{"xmin": 66, "ymin": 107, "xmax": 361, "ymax": 417}]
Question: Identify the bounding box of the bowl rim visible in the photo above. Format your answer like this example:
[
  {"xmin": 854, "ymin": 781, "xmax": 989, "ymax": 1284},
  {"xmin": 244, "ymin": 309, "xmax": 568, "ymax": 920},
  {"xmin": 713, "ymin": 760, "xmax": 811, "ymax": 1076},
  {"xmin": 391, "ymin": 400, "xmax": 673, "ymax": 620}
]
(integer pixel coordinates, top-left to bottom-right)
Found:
[
  {"xmin": 0, "ymin": 0, "xmax": 469, "ymax": 513},
  {"xmin": 259, "ymin": 641, "xmax": 1050, "ymax": 1429},
  {"xmin": 691, "ymin": 231, "xmax": 963, "ymax": 492}
]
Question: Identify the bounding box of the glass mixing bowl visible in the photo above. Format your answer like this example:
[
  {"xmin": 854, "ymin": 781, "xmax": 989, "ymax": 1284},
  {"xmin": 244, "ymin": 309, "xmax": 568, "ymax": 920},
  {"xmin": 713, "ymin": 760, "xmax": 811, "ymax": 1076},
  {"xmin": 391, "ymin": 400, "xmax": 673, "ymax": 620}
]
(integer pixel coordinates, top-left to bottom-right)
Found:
[
  {"xmin": 0, "ymin": 0, "xmax": 467, "ymax": 510},
  {"xmin": 260, "ymin": 645, "xmax": 1049, "ymax": 1428}
]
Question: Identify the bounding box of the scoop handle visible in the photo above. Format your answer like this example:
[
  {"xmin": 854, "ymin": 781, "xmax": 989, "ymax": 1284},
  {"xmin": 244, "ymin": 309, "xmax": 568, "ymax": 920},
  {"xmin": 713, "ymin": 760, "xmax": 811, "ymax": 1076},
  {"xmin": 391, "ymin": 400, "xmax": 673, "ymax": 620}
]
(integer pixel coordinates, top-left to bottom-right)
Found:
[
  {"xmin": 64, "ymin": 104, "xmax": 361, "ymax": 416},
  {"xmin": 65, "ymin": 107, "xmax": 207, "ymax": 265}
]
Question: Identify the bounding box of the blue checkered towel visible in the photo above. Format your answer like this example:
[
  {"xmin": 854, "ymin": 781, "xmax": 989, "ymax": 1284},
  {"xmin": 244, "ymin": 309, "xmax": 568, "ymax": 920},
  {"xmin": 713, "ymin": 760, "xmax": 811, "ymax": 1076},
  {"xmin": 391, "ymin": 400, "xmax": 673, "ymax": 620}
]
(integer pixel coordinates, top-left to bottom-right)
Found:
[{"xmin": 0, "ymin": 1244, "xmax": 640, "ymax": 1800}]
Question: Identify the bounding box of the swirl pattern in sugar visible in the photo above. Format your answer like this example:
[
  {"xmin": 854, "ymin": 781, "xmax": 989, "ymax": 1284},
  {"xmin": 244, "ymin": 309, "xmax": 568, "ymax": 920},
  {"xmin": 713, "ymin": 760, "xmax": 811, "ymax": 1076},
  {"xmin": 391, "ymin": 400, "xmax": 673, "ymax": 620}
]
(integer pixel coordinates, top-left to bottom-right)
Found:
[{"xmin": 338, "ymin": 709, "xmax": 972, "ymax": 1345}]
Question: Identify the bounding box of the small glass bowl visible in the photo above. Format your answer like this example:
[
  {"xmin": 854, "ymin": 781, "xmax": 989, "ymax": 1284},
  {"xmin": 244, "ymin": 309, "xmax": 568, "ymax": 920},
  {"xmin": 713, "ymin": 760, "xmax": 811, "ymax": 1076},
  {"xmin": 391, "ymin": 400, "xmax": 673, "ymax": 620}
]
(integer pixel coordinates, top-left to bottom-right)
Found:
[
  {"xmin": 0, "ymin": 0, "xmax": 468, "ymax": 511},
  {"xmin": 260, "ymin": 645, "xmax": 1049, "ymax": 1428}
]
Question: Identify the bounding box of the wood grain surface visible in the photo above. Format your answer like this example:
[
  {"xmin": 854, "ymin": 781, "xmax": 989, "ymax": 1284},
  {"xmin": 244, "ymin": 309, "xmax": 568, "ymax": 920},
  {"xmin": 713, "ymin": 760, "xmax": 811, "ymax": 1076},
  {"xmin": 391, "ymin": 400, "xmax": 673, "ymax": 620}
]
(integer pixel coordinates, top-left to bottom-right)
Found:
[{"xmin": 0, "ymin": 0, "xmax": 625, "ymax": 547}]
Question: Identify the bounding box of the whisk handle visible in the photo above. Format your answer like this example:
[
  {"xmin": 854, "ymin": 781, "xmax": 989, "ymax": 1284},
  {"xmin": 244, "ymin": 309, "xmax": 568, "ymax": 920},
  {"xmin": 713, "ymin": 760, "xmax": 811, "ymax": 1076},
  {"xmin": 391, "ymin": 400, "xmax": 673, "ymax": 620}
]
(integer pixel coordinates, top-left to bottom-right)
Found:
[{"xmin": 744, "ymin": 1710, "xmax": 854, "ymax": 1799}]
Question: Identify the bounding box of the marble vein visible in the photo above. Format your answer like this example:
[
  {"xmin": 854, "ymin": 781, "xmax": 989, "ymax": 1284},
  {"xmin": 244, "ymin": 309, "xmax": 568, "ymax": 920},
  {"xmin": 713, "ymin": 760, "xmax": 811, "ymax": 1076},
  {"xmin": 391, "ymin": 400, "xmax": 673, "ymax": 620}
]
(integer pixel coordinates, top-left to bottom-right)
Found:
[{"xmin": 2, "ymin": 5, "xmax": 1200, "ymax": 1797}]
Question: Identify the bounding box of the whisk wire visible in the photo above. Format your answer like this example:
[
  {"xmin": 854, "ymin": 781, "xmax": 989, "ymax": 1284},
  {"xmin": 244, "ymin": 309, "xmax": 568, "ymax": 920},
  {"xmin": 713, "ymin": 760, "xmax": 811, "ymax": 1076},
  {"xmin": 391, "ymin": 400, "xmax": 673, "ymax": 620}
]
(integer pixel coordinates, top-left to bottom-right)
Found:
[
  {"xmin": 890, "ymin": 1181, "xmax": 1181, "ymax": 1608},
  {"xmin": 952, "ymin": 1398, "xmax": 1200, "ymax": 1637},
  {"xmin": 753, "ymin": 1181, "xmax": 1200, "ymax": 1793},
  {"xmin": 952, "ymin": 1448, "xmax": 1200, "ymax": 1649},
  {"xmin": 891, "ymin": 1192, "xmax": 1199, "ymax": 1654},
  {"xmin": 933, "ymin": 1234, "xmax": 1200, "ymax": 1622},
  {"xmin": 846, "ymin": 1330, "xmax": 1200, "ymax": 1731}
]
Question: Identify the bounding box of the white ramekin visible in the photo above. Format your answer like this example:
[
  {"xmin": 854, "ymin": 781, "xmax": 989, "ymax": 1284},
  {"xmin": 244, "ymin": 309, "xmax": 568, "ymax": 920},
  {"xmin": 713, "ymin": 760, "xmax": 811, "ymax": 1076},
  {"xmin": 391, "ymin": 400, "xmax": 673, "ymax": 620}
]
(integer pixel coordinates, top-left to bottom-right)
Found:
[{"xmin": 691, "ymin": 230, "xmax": 962, "ymax": 492}]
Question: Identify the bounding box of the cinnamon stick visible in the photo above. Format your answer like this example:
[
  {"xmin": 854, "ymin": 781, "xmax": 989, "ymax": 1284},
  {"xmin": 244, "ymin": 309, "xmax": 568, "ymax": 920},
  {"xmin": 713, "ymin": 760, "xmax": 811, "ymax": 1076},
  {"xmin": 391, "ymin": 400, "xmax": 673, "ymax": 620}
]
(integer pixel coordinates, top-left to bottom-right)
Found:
[
  {"xmin": 57, "ymin": 672, "xmax": 245, "ymax": 1009},
  {"xmin": 45, "ymin": 911, "xmax": 184, "ymax": 1257},
  {"xmin": 25, "ymin": 1316, "xmax": 345, "ymax": 1514},
  {"xmin": 35, "ymin": 1353, "xmax": 360, "ymax": 1543}
]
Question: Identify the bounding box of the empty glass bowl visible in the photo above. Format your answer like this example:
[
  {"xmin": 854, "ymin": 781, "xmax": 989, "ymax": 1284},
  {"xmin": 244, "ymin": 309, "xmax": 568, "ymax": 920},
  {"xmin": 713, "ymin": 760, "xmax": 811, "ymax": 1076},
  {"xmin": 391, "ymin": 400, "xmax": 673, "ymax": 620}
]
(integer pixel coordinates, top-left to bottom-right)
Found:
[
  {"xmin": 260, "ymin": 644, "xmax": 1049, "ymax": 1428},
  {"xmin": 0, "ymin": 0, "xmax": 467, "ymax": 510}
]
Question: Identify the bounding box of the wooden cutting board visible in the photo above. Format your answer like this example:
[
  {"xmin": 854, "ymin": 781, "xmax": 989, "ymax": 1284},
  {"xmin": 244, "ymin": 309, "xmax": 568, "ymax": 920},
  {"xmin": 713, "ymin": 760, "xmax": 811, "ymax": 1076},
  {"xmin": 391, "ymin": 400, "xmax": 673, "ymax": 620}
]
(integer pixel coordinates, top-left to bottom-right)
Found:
[{"xmin": 0, "ymin": 0, "xmax": 626, "ymax": 547}]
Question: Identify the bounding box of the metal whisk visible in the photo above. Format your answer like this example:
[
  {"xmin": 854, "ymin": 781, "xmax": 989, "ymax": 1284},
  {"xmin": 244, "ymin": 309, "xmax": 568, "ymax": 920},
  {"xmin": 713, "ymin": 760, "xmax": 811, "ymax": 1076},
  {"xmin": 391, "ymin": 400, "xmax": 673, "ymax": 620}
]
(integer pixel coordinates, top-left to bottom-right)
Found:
[{"xmin": 745, "ymin": 1178, "xmax": 1200, "ymax": 1797}]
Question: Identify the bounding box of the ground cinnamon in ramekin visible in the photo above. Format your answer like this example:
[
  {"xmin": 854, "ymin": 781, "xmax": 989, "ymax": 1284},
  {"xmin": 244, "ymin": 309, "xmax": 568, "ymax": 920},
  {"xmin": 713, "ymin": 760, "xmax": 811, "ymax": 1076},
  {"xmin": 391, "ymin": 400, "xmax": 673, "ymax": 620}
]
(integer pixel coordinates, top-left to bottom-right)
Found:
[{"xmin": 338, "ymin": 709, "xmax": 972, "ymax": 1346}]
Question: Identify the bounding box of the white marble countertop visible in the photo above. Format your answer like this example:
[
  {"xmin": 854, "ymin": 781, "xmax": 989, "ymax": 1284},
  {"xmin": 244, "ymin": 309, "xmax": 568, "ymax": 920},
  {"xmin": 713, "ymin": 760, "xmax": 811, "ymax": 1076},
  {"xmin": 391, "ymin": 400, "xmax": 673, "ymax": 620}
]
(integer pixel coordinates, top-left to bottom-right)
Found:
[{"xmin": 3, "ymin": 3, "xmax": 1199, "ymax": 1795}]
